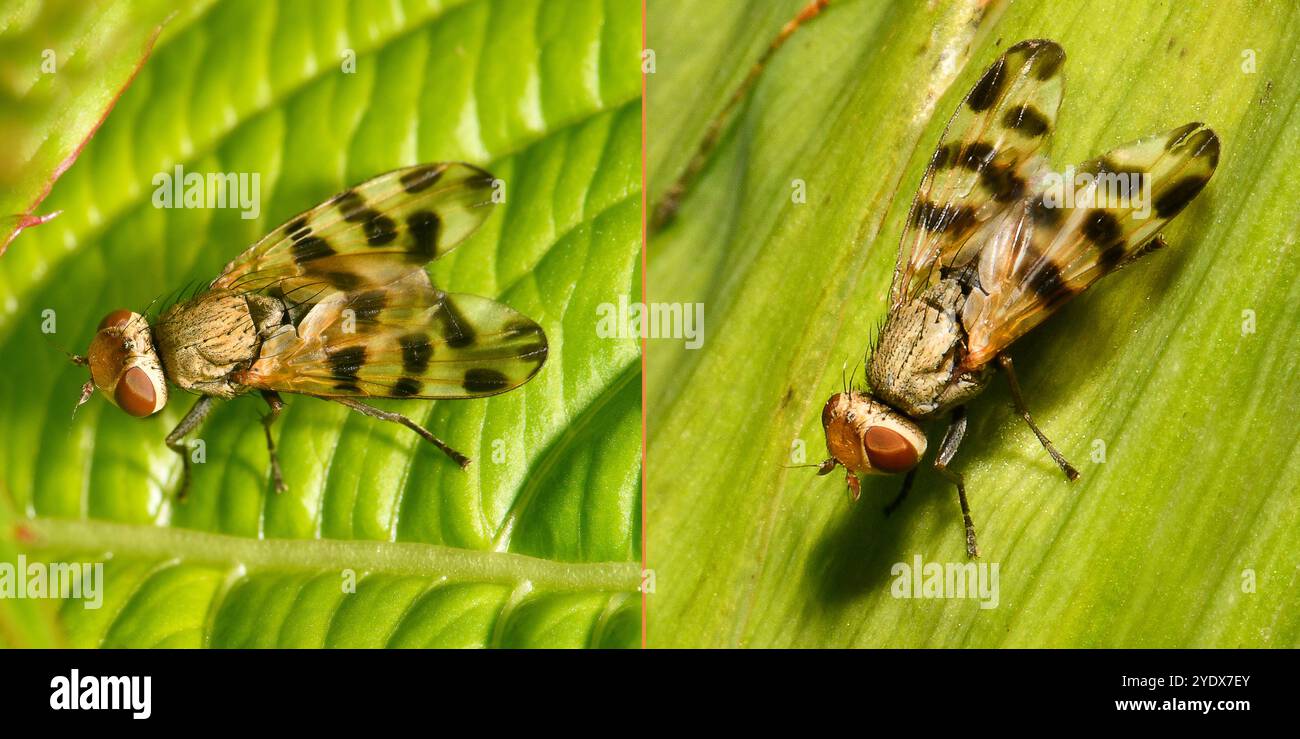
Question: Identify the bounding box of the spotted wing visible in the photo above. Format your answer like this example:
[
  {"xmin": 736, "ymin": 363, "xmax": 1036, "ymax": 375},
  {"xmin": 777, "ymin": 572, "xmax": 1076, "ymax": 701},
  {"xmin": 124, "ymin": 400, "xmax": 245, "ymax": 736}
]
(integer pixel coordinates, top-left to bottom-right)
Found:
[
  {"xmin": 240, "ymin": 271, "xmax": 547, "ymax": 399},
  {"xmin": 890, "ymin": 39, "xmax": 1066, "ymax": 308},
  {"xmin": 211, "ymin": 162, "xmax": 496, "ymax": 309},
  {"xmin": 961, "ymin": 123, "xmax": 1220, "ymax": 368}
]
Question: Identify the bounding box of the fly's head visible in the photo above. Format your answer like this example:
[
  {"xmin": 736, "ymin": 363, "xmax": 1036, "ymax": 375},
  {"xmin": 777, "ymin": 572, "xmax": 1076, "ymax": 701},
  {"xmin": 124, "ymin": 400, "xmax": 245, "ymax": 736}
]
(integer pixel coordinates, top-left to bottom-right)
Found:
[
  {"xmin": 73, "ymin": 309, "xmax": 168, "ymax": 418},
  {"xmin": 818, "ymin": 391, "xmax": 926, "ymax": 499}
]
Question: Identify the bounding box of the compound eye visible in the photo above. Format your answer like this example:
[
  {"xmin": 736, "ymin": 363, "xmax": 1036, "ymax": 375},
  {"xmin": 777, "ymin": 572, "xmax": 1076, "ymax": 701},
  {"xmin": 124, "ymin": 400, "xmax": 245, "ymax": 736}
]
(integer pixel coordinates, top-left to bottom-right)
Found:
[
  {"xmin": 864, "ymin": 426, "xmax": 919, "ymax": 473},
  {"xmin": 98, "ymin": 309, "xmax": 133, "ymax": 331},
  {"xmin": 114, "ymin": 366, "xmax": 157, "ymax": 417}
]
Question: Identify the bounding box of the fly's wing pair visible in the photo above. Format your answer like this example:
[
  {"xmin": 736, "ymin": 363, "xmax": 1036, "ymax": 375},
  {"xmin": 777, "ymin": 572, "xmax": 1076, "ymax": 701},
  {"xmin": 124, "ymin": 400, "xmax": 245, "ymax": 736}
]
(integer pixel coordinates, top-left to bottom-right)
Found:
[
  {"xmin": 889, "ymin": 39, "xmax": 1219, "ymax": 369},
  {"xmin": 212, "ymin": 162, "xmax": 547, "ymax": 399}
]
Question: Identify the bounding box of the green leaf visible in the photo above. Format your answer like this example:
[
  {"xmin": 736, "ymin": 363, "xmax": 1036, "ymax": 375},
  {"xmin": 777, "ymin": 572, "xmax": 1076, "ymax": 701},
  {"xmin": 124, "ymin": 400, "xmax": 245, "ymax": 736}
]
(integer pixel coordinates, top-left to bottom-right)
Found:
[
  {"xmin": 0, "ymin": 0, "xmax": 211, "ymax": 252},
  {"xmin": 2, "ymin": 0, "xmax": 641, "ymax": 648},
  {"xmin": 647, "ymin": 0, "xmax": 1300, "ymax": 647}
]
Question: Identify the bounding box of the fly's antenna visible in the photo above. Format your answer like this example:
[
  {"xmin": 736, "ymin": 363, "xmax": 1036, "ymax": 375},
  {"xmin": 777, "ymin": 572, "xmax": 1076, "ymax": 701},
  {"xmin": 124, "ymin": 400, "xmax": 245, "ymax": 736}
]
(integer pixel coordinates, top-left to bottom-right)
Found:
[
  {"xmin": 43, "ymin": 334, "xmax": 88, "ymax": 367},
  {"xmin": 785, "ymin": 459, "xmax": 838, "ymax": 475},
  {"xmin": 72, "ymin": 380, "xmax": 94, "ymax": 420},
  {"xmin": 42, "ymin": 335, "xmax": 94, "ymax": 418}
]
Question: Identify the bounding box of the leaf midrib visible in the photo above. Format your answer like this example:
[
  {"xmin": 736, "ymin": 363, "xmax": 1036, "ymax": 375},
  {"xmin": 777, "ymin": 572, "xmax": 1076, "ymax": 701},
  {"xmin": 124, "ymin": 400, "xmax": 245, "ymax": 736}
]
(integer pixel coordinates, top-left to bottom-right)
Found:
[{"xmin": 22, "ymin": 516, "xmax": 640, "ymax": 592}]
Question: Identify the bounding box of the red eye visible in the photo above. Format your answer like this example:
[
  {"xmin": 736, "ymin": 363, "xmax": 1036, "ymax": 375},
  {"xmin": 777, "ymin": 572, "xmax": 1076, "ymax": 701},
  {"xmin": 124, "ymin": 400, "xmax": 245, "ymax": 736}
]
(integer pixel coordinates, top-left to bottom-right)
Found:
[
  {"xmin": 864, "ymin": 426, "xmax": 919, "ymax": 473},
  {"xmin": 98, "ymin": 309, "xmax": 133, "ymax": 331},
  {"xmin": 115, "ymin": 367, "xmax": 157, "ymax": 417}
]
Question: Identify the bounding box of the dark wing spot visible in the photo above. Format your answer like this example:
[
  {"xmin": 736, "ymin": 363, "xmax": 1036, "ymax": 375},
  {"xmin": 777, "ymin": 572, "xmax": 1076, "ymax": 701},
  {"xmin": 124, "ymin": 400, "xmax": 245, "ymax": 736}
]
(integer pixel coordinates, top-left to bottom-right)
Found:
[
  {"xmin": 1099, "ymin": 242, "xmax": 1127, "ymax": 272},
  {"xmin": 1154, "ymin": 176, "xmax": 1210, "ymax": 217},
  {"xmin": 391, "ymin": 377, "xmax": 422, "ymax": 397},
  {"xmin": 1084, "ymin": 157, "xmax": 1147, "ymax": 200},
  {"xmin": 1002, "ymin": 105, "xmax": 1050, "ymax": 136},
  {"xmin": 335, "ymin": 191, "xmax": 367, "ymax": 222},
  {"xmin": 466, "ymin": 172, "xmax": 496, "ymax": 189},
  {"xmin": 400, "ymin": 165, "xmax": 445, "ymax": 193},
  {"xmin": 434, "ymin": 297, "xmax": 475, "ymax": 348},
  {"xmin": 911, "ymin": 201, "xmax": 933, "ymax": 228},
  {"xmin": 286, "ymin": 217, "xmax": 311, "ymax": 240},
  {"xmin": 292, "ymin": 236, "xmax": 335, "ymax": 264},
  {"xmin": 958, "ymin": 142, "xmax": 996, "ymax": 169},
  {"xmin": 1166, "ymin": 122, "xmax": 1202, "ymax": 150},
  {"xmin": 929, "ymin": 143, "xmax": 952, "ymax": 170},
  {"xmin": 406, "ymin": 210, "xmax": 441, "ymax": 263},
  {"xmin": 502, "ymin": 322, "xmax": 548, "ymax": 364},
  {"xmin": 399, "ymin": 333, "xmax": 433, "ymax": 373},
  {"xmin": 327, "ymin": 346, "xmax": 366, "ymax": 390},
  {"xmin": 980, "ymin": 165, "xmax": 1026, "ymax": 203},
  {"xmin": 518, "ymin": 342, "xmax": 548, "ymax": 363},
  {"xmin": 463, "ymin": 368, "xmax": 510, "ymax": 394},
  {"xmin": 364, "ymin": 213, "xmax": 398, "ymax": 246},
  {"xmin": 968, "ymin": 56, "xmax": 1006, "ymax": 112},
  {"xmin": 1021, "ymin": 40, "xmax": 1065, "ymax": 80},
  {"xmin": 1027, "ymin": 196, "xmax": 1062, "ymax": 227},
  {"xmin": 1027, "ymin": 262, "xmax": 1075, "ymax": 309},
  {"xmin": 502, "ymin": 321, "xmax": 542, "ymax": 340},
  {"xmin": 947, "ymin": 205, "xmax": 977, "ymax": 233},
  {"xmin": 1186, "ymin": 129, "xmax": 1220, "ymax": 168},
  {"xmin": 1166, "ymin": 126, "xmax": 1221, "ymax": 169},
  {"xmin": 1082, "ymin": 210, "xmax": 1122, "ymax": 245},
  {"xmin": 913, "ymin": 201, "xmax": 977, "ymax": 234},
  {"xmin": 324, "ymin": 271, "xmax": 363, "ymax": 291},
  {"xmin": 349, "ymin": 290, "xmax": 387, "ymax": 322}
]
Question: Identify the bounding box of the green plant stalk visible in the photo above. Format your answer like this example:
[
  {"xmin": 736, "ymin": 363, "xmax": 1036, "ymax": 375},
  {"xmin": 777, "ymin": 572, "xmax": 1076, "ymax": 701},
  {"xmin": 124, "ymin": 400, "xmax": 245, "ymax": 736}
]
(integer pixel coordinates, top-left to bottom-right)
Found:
[{"xmin": 21, "ymin": 517, "xmax": 640, "ymax": 593}]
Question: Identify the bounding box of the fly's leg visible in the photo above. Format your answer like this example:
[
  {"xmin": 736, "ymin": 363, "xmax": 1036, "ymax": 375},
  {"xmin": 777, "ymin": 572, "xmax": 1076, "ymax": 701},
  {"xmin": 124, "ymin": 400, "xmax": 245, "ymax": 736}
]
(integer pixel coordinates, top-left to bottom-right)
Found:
[
  {"xmin": 996, "ymin": 353, "xmax": 1080, "ymax": 481},
  {"xmin": 883, "ymin": 467, "xmax": 917, "ymax": 516},
  {"xmin": 329, "ymin": 397, "xmax": 471, "ymax": 468},
  {"xmin": 934, "ymin": 406, "xmax": 978, "ymax": 558},
  {"xmin": 165, "ymin": 396, "xmax": 215, "ymax": 501},
  {"xmin": 260, "ymin": 390, "xmax": 288, "ymax": 493}
]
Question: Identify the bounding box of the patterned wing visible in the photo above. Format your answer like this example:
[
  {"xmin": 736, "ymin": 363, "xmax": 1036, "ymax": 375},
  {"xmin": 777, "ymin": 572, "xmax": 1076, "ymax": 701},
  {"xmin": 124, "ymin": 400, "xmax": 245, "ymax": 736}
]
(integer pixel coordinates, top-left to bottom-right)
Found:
[
  {"xmin": 239, "ymin": 271, "xmax": 548, "ymax": 399},
  {"xmin": 211, "ymin": 162, "xmax": 496, "ymax": 309},
  {"xmin": 891, "ymin": 39, "xmax": 1066, "ymax": 307},
  {"xmin": 961, "ymin": 123, "xmax": 1220, "ymax": 368}
]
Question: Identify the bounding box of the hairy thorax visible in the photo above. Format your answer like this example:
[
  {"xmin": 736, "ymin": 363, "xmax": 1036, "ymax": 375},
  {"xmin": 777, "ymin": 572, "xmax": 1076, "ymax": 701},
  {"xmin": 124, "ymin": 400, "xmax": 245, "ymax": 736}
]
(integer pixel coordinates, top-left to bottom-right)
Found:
[
  {"xmin": 154, "ymin": 290, "xmax": 288, "ymax": 398},
  {"xmin": 867, "ymin": 278, "xmax": 993, "ymax": 420}
]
